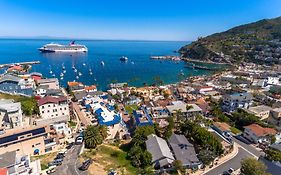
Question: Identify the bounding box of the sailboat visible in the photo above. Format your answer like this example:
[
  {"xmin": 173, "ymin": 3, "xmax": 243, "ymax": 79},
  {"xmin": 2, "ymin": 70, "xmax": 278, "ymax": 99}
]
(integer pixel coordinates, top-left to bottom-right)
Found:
[{"xmin": 101, "ymin": 61, "xmax": 105, "ymax": 66}]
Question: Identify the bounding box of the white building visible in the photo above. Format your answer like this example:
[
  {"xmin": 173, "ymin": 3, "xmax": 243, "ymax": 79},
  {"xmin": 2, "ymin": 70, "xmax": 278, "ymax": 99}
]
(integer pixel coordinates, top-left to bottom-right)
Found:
[
  {"xmin": 38, "ymin": 96, "xmax": 69, "ymax": 119},
  {"xmin": 51, "ymin": 122, "xmax": 72, "ymax": 137},
  {"xmin": 36, "ymin": 78, "xmax": 59, "ymax": 89},
  {"xmin": 0, "ymin": 99, "xmax": 23, "ymax": 129}
]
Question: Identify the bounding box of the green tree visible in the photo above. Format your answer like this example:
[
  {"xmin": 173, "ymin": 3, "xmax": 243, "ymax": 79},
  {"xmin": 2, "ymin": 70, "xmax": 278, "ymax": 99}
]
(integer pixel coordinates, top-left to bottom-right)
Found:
[
  {"xmin": 84, "ymin": 125, "xmax": 103, "ymax": 149},
  {"xmin": 19, "ymin": 97, "xmax": 39, "ymax": 116},
  {"xmin": 240, "ymin": 158, "xmax": 270, "ymax": 175},
  {"xmin": 198, "ymin": 150, "xmax": 216, "ymax": 165},
  {"xmin": 173, "ymin": 160, "xmax": 185, "ymax": 174},
  {"xmin": 265, "ymin": 148, "xmax": 281, "ymax": 162},
  {"xmin": 99, "ymin": 125, "xmax": 108, "ymax": 140},
  {"xmin": 132, "ymin": 126, "xmax": 155, "ymax": 147}
]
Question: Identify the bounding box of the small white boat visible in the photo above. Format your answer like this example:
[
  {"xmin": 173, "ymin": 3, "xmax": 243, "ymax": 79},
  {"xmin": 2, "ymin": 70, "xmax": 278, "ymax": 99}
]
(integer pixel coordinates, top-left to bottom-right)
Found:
[
  {"xmin": 60, "ymin": 77, "xmax": 64, "ymax": 80},
  {"xmin": 94, "ymin": 78, "xmax": 97, "ymax": 81},
  {"xmin": 72, "ymin": 66, "xmax": 75, "ymax": 70},
  {"xmin": 74, "ymin": 69, "xmax": 77, "ymax": 73},
  {"xmin": 60, "ymin": 73, "xmax": 64, "ymax": 77},
  {"xmin": 62, "ymin": 64, "xmax": 66, "ymax": 70},
  {"xmin": 78, "ymin": 72, "xmax": 82, "ymax": 76},
  {"xmin": 83, "ymin": 63, "xmax": 86, "ymax": 66},
  {"xmin": 52, "ymin": 74, "xmax": 55, "ymax": 77},
  {"xmin": 89, "ymin": 72, "xmax": 93, "ymax": 75},
  {"xmin": 131, "ymin": 61, "xmax": 135, "ymax": 64},
  {"xmin": 76, "ymin": 76, "xmax": 79, "ymax": 79},
  {"xmin": 63, "ymin": 70, "xmax": 66, "ymax": 74},
  {"xmin": 101, "ymin": 61, "xmax": 105, "ymax": 66},
  {"xmin": 49, "ymin": 70, "xmax": 53, "ymax": 74}
]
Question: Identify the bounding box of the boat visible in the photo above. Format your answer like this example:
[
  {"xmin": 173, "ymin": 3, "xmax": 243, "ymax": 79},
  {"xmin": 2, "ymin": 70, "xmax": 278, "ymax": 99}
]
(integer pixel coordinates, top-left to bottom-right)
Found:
[
  {"xmin": 60, "ymin": 73, "xmax": 64, "ymax": 77},
  {"xmin": 74, "ymin": 69, "xmax": 77, "ymax": 73},
  {"xmin": 62, "ymin": 64, "xmax": 66, "ymax": 70},
  {"xmin": 78, "ymin": 72, "xmax": 82, "ymax": 76},
  {"xmin": 120, "ymin": 56, "xmax": 128, "ymax": 62},
  {"xmin": 89, "ymin": 72, "xmax": 93, "ymax": 75},
  {"xmin": 101, "ymin": 61, "xmax": 105, "ymax": 66},
  {"xmin": 83, "ymin": 63, "xmax": 86, "ymax": 66},
  {"xmin": 49, "ymin": 70, "xmax": 53, "ymax": 74},
  {"xmin": 38, "ymin": 41, "xmax": 88, "ymax": 52},
  {"xmin": 60, "ymin": 77, "xmax": 64, "ymax": 80},
  {"xmin": 63, "ymin": 70, "xmax": 66, "ymax": 74},
  {"xmin": 131, "ymin": 61, "xmax": 135, "ymax": 64},
  {"xmin": 76, "ymin": 76, "xmax": 79, "ymax": 79},
  {"xmin": 72, "ymin": 65, "xmax": 75, "ymax": 70}
]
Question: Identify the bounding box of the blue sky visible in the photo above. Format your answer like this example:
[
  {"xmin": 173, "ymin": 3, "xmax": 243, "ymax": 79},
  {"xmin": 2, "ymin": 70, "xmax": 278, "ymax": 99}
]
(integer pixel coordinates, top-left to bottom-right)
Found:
[{"xmin": 0, "ymin": 0, "xmax": 280, "ymax": 41}]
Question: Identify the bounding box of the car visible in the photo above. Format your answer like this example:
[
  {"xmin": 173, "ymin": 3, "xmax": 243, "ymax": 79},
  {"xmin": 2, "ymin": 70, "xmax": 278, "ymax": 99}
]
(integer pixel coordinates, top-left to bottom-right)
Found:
[
  {"xmin": 222, "ymin": 168, "xmax": 234, "ymax": 175},
  {"xmin": 48, "ymin": 159, "xmax": 63, "ymax": 167},
  {"xmin": 78, "ymin": 159, "xmax": 93, "ymax": 171},
  {"xmin": 76, "ymin": 136, "xmax": 84, "ymax": 144},
  {"xmin": 228, "ymin": 168, "xmax": 234, "ymax": 173},
  {"xmin": 46, "ymin": 167, "xmax": 56, "ymax": 174},
  {"xmin": 66, "ymin": 142, "xmax": 74, "ymax": 149},
  {"xmin": 55, "ymin": 154, "xmax": 65, "ymax": 160}
]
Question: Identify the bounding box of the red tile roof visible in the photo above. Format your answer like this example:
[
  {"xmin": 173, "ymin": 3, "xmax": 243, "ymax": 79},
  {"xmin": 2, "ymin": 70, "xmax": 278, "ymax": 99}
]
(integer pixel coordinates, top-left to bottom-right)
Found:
[
  {"xmin": 67, "ymin": 81, "xmax": 82, "ymax": 87},
  {"xmin": 244, "ymin": 124, "xmax": 277, "ymax": 137},
  {"xmin": 85, "ymin": 85, "xmax": 97, "ymax": 91},
  {"xmin": 38, "ymin": 96, "xmax": 67, "ymax": 106},
  {"xmin": 0, "ymin": 168, "xmax": 8, "ymax": 175}
]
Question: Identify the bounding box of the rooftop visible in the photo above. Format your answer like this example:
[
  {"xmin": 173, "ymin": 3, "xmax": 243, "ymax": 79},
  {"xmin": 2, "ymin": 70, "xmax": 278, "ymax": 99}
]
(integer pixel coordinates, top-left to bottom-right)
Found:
[
  {"xmin": 38, "ymin": 96, "xmax": 67, "ymax": 106},
  {"xmin": 37, "ymin": 78, "xmax": 58, "ymax": 84},
  {"xmin": 0, "ymin": 151, "xmax": 16, "ymax": 168},
  {"xmin": 248, "ymin": 105, "xmax": 272, "ymax": 114},
  {"xmin": 244, "ymin": 124, "xmax": 277, "ymax": 137}
]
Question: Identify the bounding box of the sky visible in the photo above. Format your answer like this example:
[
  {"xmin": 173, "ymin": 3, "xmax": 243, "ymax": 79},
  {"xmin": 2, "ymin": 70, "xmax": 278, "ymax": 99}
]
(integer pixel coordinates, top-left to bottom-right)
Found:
[{"xmin": 0, "ymin": 0, "xmax": 281, "ymax": 41}]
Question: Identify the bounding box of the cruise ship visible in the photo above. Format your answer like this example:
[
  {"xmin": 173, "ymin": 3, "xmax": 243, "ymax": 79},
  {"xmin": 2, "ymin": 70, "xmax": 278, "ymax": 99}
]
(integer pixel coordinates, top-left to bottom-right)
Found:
[{"xmin": 39, "ymin": 41, "xmax": 88, "ymax": 52}]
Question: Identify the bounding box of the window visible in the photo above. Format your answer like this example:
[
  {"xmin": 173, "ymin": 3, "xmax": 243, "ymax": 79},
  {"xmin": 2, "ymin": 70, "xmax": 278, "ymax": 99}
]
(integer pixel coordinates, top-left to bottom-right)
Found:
[
  {"xmin": 47, "ymin": 110, "xmax": 50, "ymax": 113},
  {"xmin": 48, "ymin": 105, "xmax": 50, "ymax": 107},
  {"xmin": 42, "ymin": 111, "xmax": 44, "ymax": 113},
  {"xmin": 36, "ymin": 143, "xmax": 41, "ymax": 146},
  {"xmin": 42, "ymin": 106, "xmax": 44, "ymax": 109},
  {"xmin": 60, "ymin": 108, "xmax": 62, "ymax": 111},
  {"xmin": 53, "ymin": 104, "xmax": 55, "ymax": 107},
  {"xmin": 64, "ymin": 107, "xmax": 67, "ymax": 110},
  {"xmin": 19, "ymin": 136, "xmax": 24, "ymax": 139}
]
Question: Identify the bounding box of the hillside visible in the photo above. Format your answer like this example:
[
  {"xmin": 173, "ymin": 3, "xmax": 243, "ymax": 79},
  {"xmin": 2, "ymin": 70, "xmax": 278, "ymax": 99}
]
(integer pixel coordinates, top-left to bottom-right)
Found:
[{"xmin": 179, "ymin": 16, "xmax": 281, "ymax": 64}]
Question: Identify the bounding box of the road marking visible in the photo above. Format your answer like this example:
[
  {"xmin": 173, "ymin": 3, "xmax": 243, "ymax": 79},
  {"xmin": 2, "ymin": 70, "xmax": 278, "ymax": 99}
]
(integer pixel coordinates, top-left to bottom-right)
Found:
[
  {"xmin": 74, "ymin": 158, "xmax": 80, "ymax": 175},
  {"xmin": 238, "ymin": 145, "xmax": 258, "ymax": 158}
]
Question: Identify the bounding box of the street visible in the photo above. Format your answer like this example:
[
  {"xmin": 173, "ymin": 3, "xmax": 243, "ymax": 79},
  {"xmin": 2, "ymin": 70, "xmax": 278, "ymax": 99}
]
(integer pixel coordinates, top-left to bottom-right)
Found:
[
  {"xmin": 53, "ymin": 144, "xmax": 88, "ymax": 175},
  {"xmin": 203, "ymin": 136, "xmax": 263, "ymax": 175}
]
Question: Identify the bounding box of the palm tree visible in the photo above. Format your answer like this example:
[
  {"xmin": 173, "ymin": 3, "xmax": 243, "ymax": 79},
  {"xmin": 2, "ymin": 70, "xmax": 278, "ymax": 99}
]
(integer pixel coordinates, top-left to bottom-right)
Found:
[
  {"xmin": 99, "ymin": 125, "xmax": 108, "ymax": 140},
  {"xmin": 84, "ymin": 125, "xmax": 103, "ymax": 149}
]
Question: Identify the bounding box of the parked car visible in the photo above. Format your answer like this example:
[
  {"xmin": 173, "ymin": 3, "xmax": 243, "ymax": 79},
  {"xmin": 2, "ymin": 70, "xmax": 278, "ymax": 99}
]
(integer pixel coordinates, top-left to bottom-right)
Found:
[
  {"xmin": 46, "ymin": 166, "xmax": 56, "ymax": 174},
  {"xmin": 78, "ymin": 159, "xmax": 93, "ymax": 171},
  {"xmin": 48, "ymin": 159, "xmax": 63, "ymax": 166},
  {"xmin": 222, "ymin": 168, "xmax": 234, "ymax": 175},
  {"xmin": 66, "ymin": 142, "xmax": 74, "ymax": 149},
  {"xmin": 55, "ymin": 153, "xmax": 65, "ymax": 160},
  {"xmin": 76, "ymin": 136, "xmax": 84, "ymax": 144}
]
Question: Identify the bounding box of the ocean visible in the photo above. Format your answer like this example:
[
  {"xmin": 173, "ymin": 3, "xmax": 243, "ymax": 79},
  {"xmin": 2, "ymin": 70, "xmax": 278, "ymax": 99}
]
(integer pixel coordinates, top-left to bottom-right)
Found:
[{"xmin": 0, "ymin": 39, "xmax": 213, "ymax": 90}]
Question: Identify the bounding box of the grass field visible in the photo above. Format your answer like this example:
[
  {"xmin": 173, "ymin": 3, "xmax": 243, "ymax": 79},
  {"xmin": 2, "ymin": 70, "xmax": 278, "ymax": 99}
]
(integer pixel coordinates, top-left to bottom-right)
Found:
[
  {"xmin": 82, "ymin": 144, "xmax": 138, "ymax": 175},
  {"xmin": 31, "ymin": 152, "xmax": 57, "ymax": 170},
  {"xmin": 230, "ymin": 126, "xmax": 241, "ymax": 135}
]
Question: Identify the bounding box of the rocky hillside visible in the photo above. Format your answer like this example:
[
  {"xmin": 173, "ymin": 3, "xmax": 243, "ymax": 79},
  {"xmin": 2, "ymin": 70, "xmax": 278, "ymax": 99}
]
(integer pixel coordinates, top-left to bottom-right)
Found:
[{"xmin": 179, "ymin": 16, "xmax": 281, "ymax": 64}]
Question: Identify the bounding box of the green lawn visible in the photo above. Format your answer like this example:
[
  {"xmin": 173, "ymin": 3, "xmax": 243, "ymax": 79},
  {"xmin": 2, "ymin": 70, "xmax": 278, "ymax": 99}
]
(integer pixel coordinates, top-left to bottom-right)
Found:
[
  {"xmin": 68, "ymin": 120, "xmax": 77, "ymax": 128},
  {"xmin": 124, "ymin": 104, "xmax": 138, "ymax": 114},
  {"xmin": 31, "ymin": 152, "xmax": 57, "ymax": 170},
  {"xmin": 230, "ymin": 126, "xmax": 241, "ymax": 135}
]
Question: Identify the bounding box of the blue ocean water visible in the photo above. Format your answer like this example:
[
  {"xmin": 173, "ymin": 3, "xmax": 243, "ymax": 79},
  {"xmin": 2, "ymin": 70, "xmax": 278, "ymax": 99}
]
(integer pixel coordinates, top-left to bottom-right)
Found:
[{"xmin": 0, "ymin": 39, "xmax": 211, "ymax": 90}]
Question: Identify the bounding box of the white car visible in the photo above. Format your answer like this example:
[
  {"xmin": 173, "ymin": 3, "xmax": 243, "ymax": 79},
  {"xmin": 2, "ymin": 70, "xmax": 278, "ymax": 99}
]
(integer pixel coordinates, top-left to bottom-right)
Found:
[{"xmin": 76, "ymin": 137, "xmax": 83, "ymax": 144}]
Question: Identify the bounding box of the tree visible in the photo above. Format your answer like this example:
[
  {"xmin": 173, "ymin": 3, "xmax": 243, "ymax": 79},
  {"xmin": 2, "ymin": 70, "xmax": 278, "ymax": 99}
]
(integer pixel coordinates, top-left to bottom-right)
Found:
[
  {"xmin": 132, "ymin": 126, "xmax": 155, "ymax": 148},
  {"xmin": 99, "ymin": 125, "xmax": 108, "ymax": 140},
  {"xmin": 198, "ymin": 150, "xmax": 216, "ymax": 165},
  {"xmin": 240, "ymin": 158, "xmax": 270, "ymax": 175},
  {"xmin": 173, "ymin": 160, "xmax": 185, "ymax": 174},
  {"xmin": 186, "ymin": 104, "xmax": 193, "ymax": 111},
  {"xmin": 19, "ymin": 97, "xmax": 39, "ymax": 116},
  {"xmin": 84, "ymin": 125, "xmax": 103, "ymax": 149},
  {"xmin": 265, "ymin": 148, "xmax": 281, "ymax": 162}
]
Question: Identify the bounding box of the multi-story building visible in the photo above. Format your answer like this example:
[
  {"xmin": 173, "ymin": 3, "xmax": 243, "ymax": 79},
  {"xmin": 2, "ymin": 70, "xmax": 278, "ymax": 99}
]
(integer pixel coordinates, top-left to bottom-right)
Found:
[
  {"xmin": 0, "ymin": 74, "xmax": 34, "ymax": 96},
  {"xmin": 0, "ymin": 126, "xmax": 57, "ymax": 156},
  {"xmin": 0, "ymin": 99, "xmax": 23, "ymax": 129},
  {"xmin": 248, "ymin": 105, "xmax": 272, "ymax": 120},
  {"xmin": 243, "ymin": 124, "xmax": 277, "ymax": 144},
  {"xmin": 38, "ymin": 96, "xmax": 69, "ymax": 119},
  {"xmin": 36, "ymin": 78, "xmax": 59, "ymax": 90},
  {"xmin": 222, "ymin": 92, "xmax": 253, "ymax": 113}
]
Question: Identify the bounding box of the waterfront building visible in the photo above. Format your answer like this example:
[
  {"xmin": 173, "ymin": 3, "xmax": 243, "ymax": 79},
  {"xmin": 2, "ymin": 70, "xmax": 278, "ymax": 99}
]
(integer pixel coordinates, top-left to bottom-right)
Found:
[
  {"xmin": 0, "ymin": 74, "xmax": 34, "ymax": 96},
  {"xmin": 67, "ymin": 81, "xmax": 84, "ymax": 92},
  {"xmin": 36, "ymin": 78, "xmax": 59, "ymax": 90}
]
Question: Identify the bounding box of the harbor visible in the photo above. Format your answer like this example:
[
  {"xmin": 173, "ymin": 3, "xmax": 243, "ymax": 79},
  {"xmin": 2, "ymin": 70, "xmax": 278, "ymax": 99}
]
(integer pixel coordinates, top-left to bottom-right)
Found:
[{"xmin": 0, "ymin": 61, "xmax": 40, "ymax": 68}]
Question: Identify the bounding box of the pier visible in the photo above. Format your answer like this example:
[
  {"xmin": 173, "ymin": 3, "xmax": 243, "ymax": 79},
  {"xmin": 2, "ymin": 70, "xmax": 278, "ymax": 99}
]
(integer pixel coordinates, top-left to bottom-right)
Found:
[
  {"xmin": 0, "ymin": 61, "xmax": 40, "ymax": 68},
  {"xmin": 150, "ymin": 55, "xmax": 181, "ymax": 61}
]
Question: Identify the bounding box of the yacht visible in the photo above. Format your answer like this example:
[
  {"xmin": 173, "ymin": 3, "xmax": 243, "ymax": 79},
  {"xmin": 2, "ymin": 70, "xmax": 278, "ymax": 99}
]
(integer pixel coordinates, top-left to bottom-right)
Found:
[
  {"xmin": 120, "ymin": 56, "xmax": 128, "ymax": 62},
  {"xmin": 101, "ymin": 61, "xmax": 105, "ymax": 66},
  {"xmin": 39, "ymin": 41, "xmax": 88, "ymax": 52}
]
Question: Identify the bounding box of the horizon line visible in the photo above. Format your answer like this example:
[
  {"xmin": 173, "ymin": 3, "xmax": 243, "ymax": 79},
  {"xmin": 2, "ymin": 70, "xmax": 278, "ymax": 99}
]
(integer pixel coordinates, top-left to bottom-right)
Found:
[{"xmin": 0, "ymin": 36, "xmax": 192, "ymax": 42}]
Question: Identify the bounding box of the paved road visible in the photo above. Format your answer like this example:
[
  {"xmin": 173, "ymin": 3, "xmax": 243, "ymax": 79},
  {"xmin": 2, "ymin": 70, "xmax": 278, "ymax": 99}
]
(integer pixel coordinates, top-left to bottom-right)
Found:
[
  {"xmin": 204, "ymin": 147, "xmax": 252, "ymax": 175},
  {"xmin": 53, "ymin": 144, "xmax": 88, "ymax": 175},
  {"xmin": 233, "ymin": 136, "xmax": 263, "ymax": 158}
]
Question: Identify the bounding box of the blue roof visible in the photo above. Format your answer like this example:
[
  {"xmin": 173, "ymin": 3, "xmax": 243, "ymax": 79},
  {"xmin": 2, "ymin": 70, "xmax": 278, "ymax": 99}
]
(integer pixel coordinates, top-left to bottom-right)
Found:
[
  {"xmin": 95, "ymin": 108, "xmax": 103, "ymax": 115},
  {"xmin": 97, "ymin": 114, "xmax": 121, "ymax": 126},
  {"xmin": 133, "ymin": 107, "xmax": 153, "ymax": 126}
]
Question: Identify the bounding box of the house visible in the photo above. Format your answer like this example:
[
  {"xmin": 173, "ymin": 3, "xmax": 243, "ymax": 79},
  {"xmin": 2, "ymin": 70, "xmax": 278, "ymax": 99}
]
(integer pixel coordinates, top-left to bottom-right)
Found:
[
  {"xmin": 0, "ymin": 74, "xmax": 34, "ymax": 96},
  {"xmin": 0, "ymin": 126, "xmax": 58, "ymax": 155},
  {"xmin": 168, "ymin": 133, "xmax": 201, "ymax": 169},
  {"xmin": 196, "ymin": 86, "xmax": 213, "ymax": 94},
  {"xmin": 166, "ymin": 101, "xmax": 202, "ymax": 117},
  {"xmin": 211, "ymin": 122, "xmax": 233, "ymax": 144},
  {"xmin": 36, "ymin": 78, "xmax": 59, "ymax": 89},
  {"xmin": 222, "ymin": 92, "xmax": 253, "ymax": 113},
  {"xmin": 37, "ymin": 96, "xmax": 69, "ymax": 125},
  {"xmin": 146, "ymin": 134, "xmax": 175, "ymax": 169},
  {"xmin": 133, "ymin": 107, "xmax": 153, "ymax": 126},
  {"xmin": 195, "ymin": 98, "xmax": 210, "ymax": 114},
  {"xmin": 67, "ymin": 81, "xmax": 84, "ymax": 92},
  {"xmin": 0, "ymin": 151, "xmax": 41, "ymax": 175},
  {"xmin": 243, "ymin": 124, "xmax": 277, "ymax": 144},
  {"xmin": 0, "ymin": 100, "xmax": 23, "ymax": 129},
  {"xmin": 248, "ymin": 105, "xmax": 272, "ymax": 120},
  {"xmin": 271, "ymin": 108, "xmax": 281, "ymax": 119},
  {"xmin": 51, "ymin": 122, "xmax": 72, "ymax": 138}
]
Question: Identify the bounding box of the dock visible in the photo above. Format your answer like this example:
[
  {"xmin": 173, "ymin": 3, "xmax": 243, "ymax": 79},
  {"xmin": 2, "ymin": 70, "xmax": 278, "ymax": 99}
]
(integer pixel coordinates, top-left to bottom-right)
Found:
[
  {"xmin": 150, "ymin": 55, "xmax": 181, "ymax": 61},
  {"xmin": 0, "ymin": 61, "xmax": 40, "ymax": 68}
]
